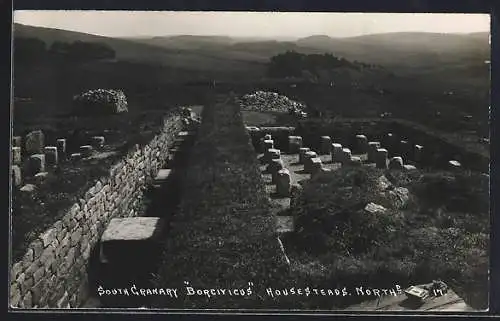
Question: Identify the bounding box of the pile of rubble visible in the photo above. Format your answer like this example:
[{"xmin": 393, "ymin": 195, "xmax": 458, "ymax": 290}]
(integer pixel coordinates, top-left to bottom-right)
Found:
[
  {"xmin": 179, "ymin": 106, "xmax": 201, "ymax": 130},
  {"xmin": 73, "ymin": 89, "xmax": 128, "ymax": 115},
  {"xmin": 239, "ymin": 91, "xmax": 307, "ymax": 118}
]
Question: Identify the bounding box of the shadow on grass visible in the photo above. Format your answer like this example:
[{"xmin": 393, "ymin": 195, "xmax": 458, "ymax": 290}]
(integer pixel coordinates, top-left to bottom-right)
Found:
[
  {"xmin": 86, "ymin": 239, "xmax": 163, "ymax": 308},
  {"xmin": 270, "ymin": 192, "xmax": 289, "ymax": 200},
  {"xmin": 398, "ymin": 298, "xmax": 425, "ymax": 310}
]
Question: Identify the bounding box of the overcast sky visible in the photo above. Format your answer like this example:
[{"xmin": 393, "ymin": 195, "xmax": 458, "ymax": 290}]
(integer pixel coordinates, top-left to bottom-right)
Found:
[{"xmin": 14, "ymin": 11, "xmax": 490, "ymax": 39}]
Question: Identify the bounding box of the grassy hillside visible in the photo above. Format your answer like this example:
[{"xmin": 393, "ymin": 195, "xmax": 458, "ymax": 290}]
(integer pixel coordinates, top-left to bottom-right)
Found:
[
  {"xmin": 13, "ymin": 24, "xmax": 489, "ymax": 140},
  {"xmin": 13, "ymin": 24, "xmax": 268, "ymax": 72},
  {"xmin": 283, "ymin": 167, "xmax": 489, "ymax": 309},
  {"xmin": 15, "ymin": 24, "xmax": 489, "ymax": 81},
  {"xmin": 296, "ymin": 32, "xmax": 489, "ymax": 69},
  {"xmin": 126, "ymin": 31, "xmax": 490, "ymax": 111}
]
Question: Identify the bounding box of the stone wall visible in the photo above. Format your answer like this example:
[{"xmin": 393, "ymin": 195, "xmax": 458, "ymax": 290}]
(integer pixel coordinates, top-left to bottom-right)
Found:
[{"xmin": 9, "ymin": 114, "xmax": 183, "ymax": 309}]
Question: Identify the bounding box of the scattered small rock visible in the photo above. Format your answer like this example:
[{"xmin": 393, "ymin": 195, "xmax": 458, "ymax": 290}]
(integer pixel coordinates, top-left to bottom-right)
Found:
[{"xmin": 364, "ymin": 202, "xmax": 387, "ymax": 214}]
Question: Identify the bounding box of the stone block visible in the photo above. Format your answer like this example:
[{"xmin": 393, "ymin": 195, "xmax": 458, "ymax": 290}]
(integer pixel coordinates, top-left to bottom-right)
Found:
[
  {"xmin": 349, "ymin": 156, "xmax": 363, "ymax": 167},
  {"xmin": 364, "ymin": 202, "xmax": 387, "ymax": 214},
  {"xmin": 154, "ymin": 168, "xmax": 172, "ymax": 186},
  {"xmin": 22, "ymin": 291, "xmax": 33, "ymax": 308},
  {"xmin": 304, "ymin": 151, "xmax": 318, "ymax": 172},
  {"xmin": 341, "ymin": 148, "xmax": 352, "ymax": 164},
  {"xmin": 261, "ymin": 139, "xmax": 274, "ymax": 152},
  {"xmin": 11, "ymin": 262, "xmax": 23, "ymax": 281},
  {"xmin": 25, "ymin": 130, "xmax": 45, "ymax": 154},
  {"xmin": 331, "ymin": 143, "xmax": 343, "ymax": 163},
  {"xmin": 389, "ymin": 157, "xmax": 404, "ymax": 170},
  {"xmin": 91, "ymin": 136, "xmax": 105, "ymax": 148},
  {"xmin": 34, "ymin": 172, "xmax": 49, "ymax": 183},
  {"xmin": 376, "ymin": 149, "xmax": 389, "ymax": 169},
  {"xmin": 70, "ymin": 153, "xmax": 82, "ymax": 162},
  {"xmin": 56, "ymin": 139, "xmax": 66, "ymax": 156},
  {"xmin": 355, "ymin": 134, "xmax": 368, "ymax": 153},
  {"xmin": 40, "ymin": 228, "xmax": 57, "ymax": 248},
  {"xmin": 22, "ymin": 248, "xmax": 34, "ymax": 268},
  {"xmin": 70, "ymin": 228, "xmax": 83, "ymax": 247},
  {"xmin": 448, "ymin": 160, "xmax": 462, "ymax": 171},
  {"xmin": 65, "ymin": 248, "xmax": 77, "ymax": 270},
  {"xmin": 276, "ymin": 168, "xmax": 291, "ymax": 197},
  {"xmin": 276, "ymin": 216, "xmax": 295, "ymax": 233},
  {"xmin": 400, "ymin": 140, "xmax": 410, "ymax": 158},
  {"xmin": 32, "ymin": 266, "xmax": 45, "ymax": 284},
  {"xmin": 69, "ymin": 203, "xmax": 80, "ymax": 219},
  {"xmin": 10, "ymin": 283, "xmax": 22, "ymax": 307},
  {"xmin": 44, "ymin": 146, "xmax": 58, "ymax": 166},
  {"xmin": 40, "ymin": 246, "xmax": 56, "ymax": 269},
  {"xmin": 268, "ymin": 159, "xmax": 284, "ymax": 183},
  {"xmin": 31, "ymin": 240, "xmax": 44, "ymax": 259},
  {"xmin": 20, "ymin": 184, "xmax": 36, "ymax": 193},
  {"xmin": 100, "ymin": 217, "xmax": 164, "ymax": 264},
  {"xmin": 19, "ymin": 273, "xmax": 34, "ymax": 294},
  {"xmin": 320, "ymin": 136, "xmax": 332, "ymax": 155},
  {"xmin": 288, "ymin": 136, "xmax": 303, "ymax": 154},
  {"xmin": 12, "ymin": 136, "xmax": 22, "ymax": 148},
  {"xmin": 11, "ymin": 165, "xmax": 22, "ymax": 187},
  {"xmin": 414, "ymin": 145, "xmax": 424, "ymax": 163},
  {"xmin": 31, "ymin": 279, "xmax": 47, "ymax": 305},
  {"xmin": 12, "ymin": 147, "xmax": 22, "ymax": 164},
  {"xmin": 298, "ymin": 147, "xmax": 311, "ymax": 163},
  {"xmin": 367, "ymin": 142, "xmax": 381, "ymax": 163},
  {"xmin": 79, "ymin": 145, "xmax": 93, "ymax": 158},
  {"xmin": 29, "ymin": 154, "xmax": 45, "ymax": 176},
  {"xmin": 265, "ymin": 148, "xmax": 281, "ymax": 163},
  {"xmin": 57, "ymin": 291, "xmax": 70, "ymax": 308},
  {"xmin": 404, "ymin": 164, "xmax": 417, "ymax": 171},
  {"xmin": 310, "ymin": 157, "xmax": 323, "ymax": 176},
  {"xmin": 385, "ymin": 187, "xmax": 410, "ymax": 209},
  {"xmin": 24, "ymin": 262, "xmax": 38, "ymax": 278}
]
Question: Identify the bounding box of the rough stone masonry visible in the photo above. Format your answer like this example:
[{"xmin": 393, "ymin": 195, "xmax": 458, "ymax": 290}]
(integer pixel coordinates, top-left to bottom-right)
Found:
[{"xmin": 9, "ymin": 114, "xmax": 184, "ymax": 309}]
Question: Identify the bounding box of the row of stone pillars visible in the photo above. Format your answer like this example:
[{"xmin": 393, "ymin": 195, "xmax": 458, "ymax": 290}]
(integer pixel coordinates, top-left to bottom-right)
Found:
[
  {"xmin": 261, "ymin": 132, "xmax": 463, "ymax": 173},
  {"xmin": 261, "ymin": 135, "xmax": 292, "ymax": 197},
  {"xmin": 12, "ymin": 130, "xmax": 107, "ymax": 189}
]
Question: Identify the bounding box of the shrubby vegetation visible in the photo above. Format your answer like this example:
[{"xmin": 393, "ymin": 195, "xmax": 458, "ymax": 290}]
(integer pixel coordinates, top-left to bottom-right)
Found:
[
  {"xmin": 284, "ymin": 167, "xmax": 489, "ymax": 309},
  {"xmin": 15, "ymin": 37, "xmax": 116, "ymax": 64},
  {"xmin": 267, "ymin": 50, "xmax": 382, "ymax": 79}
]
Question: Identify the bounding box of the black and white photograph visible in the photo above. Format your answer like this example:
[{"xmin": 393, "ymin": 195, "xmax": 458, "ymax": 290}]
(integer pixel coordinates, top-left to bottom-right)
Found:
[{"xmin": 9, "ymin": 11, "xmax": 490, "ymax": 312}]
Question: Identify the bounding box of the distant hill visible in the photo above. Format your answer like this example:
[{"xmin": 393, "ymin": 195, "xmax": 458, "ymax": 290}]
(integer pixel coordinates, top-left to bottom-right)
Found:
[
  {"xmin": 15, "ymin": 23, "xmax": 489, "ymax": 79},
  {"xmin": 296, "ymin": 32, "xmax": 489, "ymax": 69},
  {"xmin": 127, "ymin": 35, "xmax": 235, "ymax": 51},
  {"xmin": 12, "ymin": 23, "xmax": 489, "ymax": 133},
  {"xmin": 13, "ymin": 24, "xmax": 268, "ymax": 73},
  {"xmin": 124, "ymin": 30, "xmax": 489, "ymax": 90}
]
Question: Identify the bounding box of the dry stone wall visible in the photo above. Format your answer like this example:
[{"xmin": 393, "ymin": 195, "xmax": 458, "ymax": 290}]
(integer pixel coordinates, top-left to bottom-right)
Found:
[{"xmin": 9, "ymin": 115, "xmax": 183, "ymax": 309}]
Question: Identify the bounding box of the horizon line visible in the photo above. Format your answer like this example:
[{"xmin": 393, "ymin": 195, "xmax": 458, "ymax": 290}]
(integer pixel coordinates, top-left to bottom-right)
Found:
[{"xmin": 14, "ymin": 22, "xmax": 490, "ymax": 40}]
